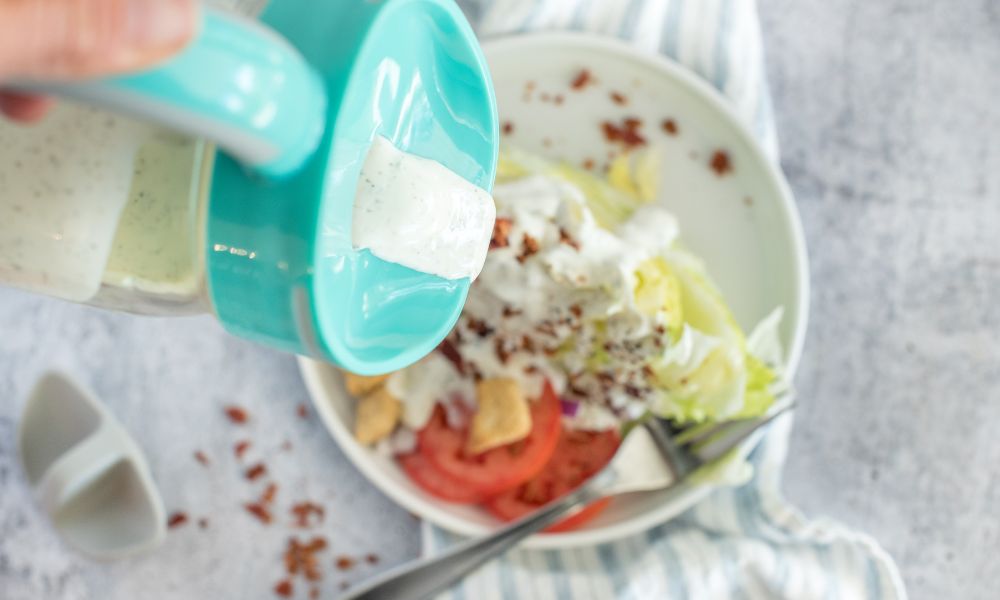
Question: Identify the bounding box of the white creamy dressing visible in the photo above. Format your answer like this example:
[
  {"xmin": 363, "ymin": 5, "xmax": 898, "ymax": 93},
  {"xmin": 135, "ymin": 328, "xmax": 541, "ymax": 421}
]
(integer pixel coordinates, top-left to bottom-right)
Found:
[
  {"xmin": 389, "ymin": 172, "xmax": 683, "ymax": 430},
  {"xmin": 351, "ymin": 136, "xmax": 495, "ymax": 281}
]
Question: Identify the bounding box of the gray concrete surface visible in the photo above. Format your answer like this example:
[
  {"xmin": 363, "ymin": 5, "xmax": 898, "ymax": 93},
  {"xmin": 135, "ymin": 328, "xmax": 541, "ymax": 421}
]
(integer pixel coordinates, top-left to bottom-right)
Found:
[{"xmin": 1, "ymin": 1, "xmax": 998, "ymax": 598}]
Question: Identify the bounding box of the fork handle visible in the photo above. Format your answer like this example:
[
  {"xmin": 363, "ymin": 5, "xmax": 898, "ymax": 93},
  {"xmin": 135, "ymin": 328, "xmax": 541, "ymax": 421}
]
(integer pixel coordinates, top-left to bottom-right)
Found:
[{"xmin": 338, "ymin": 469, "xmax": 618, "ymax": 600}]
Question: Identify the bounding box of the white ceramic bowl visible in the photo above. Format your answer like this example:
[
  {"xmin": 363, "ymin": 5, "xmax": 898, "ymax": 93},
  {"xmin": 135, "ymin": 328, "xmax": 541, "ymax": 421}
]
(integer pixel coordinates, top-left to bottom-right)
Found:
[{"xmin": 299, "ymin": 33, "xmax": 809, "ymax": 549}]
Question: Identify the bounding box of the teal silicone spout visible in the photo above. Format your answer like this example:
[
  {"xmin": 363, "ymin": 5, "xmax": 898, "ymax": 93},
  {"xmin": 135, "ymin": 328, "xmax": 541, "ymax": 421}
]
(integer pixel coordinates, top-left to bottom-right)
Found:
[{"xmin": 37, "ymin": 0, "xmax": 498, "ymax": 375}]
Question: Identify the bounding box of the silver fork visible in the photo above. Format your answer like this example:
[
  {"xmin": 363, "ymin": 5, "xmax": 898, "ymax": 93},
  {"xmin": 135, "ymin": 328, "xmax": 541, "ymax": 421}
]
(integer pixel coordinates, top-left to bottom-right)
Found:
[{"xmin": 338, "ymin": 402, "xmax": 795, "ymax": 600}]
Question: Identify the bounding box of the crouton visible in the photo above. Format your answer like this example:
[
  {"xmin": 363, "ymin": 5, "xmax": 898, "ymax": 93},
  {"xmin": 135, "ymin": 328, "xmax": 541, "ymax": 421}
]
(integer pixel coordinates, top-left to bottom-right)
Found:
[
  {"xmin": 354, "ymin": 387, "xmax": 402, "ymax": 445},
  {"xmin": 343, "ymin": 372, "xmax": 390, "ymax": 397},
  {"xmin": 467, "ymin": 378, "xmax": 532, "ymax": 454}
]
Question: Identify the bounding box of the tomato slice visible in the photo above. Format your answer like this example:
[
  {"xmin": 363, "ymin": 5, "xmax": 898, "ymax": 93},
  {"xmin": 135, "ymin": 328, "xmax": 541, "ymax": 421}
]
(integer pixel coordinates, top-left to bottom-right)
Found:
[
  {"xmin": 398, "ymin": 452, "xmax": 486, "ymax": 503},
  {"xmin": 485, "ymin": 429, "xmax": 621, "ymax": 531},
  {"xmin": 416, "ymin": 380, "xmax": 562, "ymax": 499}
]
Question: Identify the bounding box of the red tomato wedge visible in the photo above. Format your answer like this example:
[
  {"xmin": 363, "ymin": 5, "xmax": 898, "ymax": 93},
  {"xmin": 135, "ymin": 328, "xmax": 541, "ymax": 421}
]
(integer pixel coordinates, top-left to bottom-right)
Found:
[
  {"xmin": 485, "ymin": 429, "xmax": 621, "ymax": 531},
  {"xmin": 398, "ymin": 452, "xmax": 486, "ymax": 503},
  {"xmin": 415, "ymin": 380, "xmax": 563, "ymax": 499}
]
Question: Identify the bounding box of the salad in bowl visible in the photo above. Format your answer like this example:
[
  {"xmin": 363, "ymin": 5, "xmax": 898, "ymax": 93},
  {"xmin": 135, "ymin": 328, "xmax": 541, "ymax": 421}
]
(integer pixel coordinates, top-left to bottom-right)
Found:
[{"xmin": 341, "ymin": 147, "xmax": 787, "ymax": 531}]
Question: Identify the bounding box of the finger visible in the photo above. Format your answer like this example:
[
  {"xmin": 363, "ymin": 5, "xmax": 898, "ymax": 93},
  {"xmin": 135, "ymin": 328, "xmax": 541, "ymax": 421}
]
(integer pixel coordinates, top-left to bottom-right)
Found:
[
  {"xmin": 0, "ymin": 90, "xmax": 53, "ymax": 121},
  {"xmin": 0, "ymin": 0, "xmax": 197, "ymax": 81}
]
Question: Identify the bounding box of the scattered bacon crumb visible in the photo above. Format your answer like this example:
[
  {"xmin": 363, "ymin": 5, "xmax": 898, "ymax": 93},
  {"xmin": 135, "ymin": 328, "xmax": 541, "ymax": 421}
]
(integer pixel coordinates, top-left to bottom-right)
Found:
[
  {"xmin": 516, "ymin": 234, "xmax": 539, "ymax": 263},
  {"xmin": 365, "ymin": 554, "xmax": 380, "ymax": 565},
  {"xmin": 709, "ymin": 150, "xmax": 732, "ymax": 176},
  {"xmin": 234, "ymin": 440, "xmax": 251, "ymax": 459},
  {"xmin": 193, "ymin": 450, "xmax": 210, "ymax": 467},
  {"xmin": 610, "ymin": 91, "xmax": 627, "ymax": 105},
  {"xmin": 291, "ymin": 502, "xmax": 326, "ymax": 528},
  {"xmin": 245, "ymin": 463, "xmax": 268, "ymax": 481},
  {"xmin": 224, "ymin": 405, "xmax": 249, "ymax": 424},
  {"xmin": 489, "ymin": 217, "xmax": 512, "ymax": 250},
  {"xmin": 437, "ymin": 338, "xmax": 465, "ymax": 375},
  {"xmin": 262, "ymin": 483, "xmax": 278, "ymax": 505},
  {"xmin": 297, "ymin": 403, "xmax": 309, "ymax": 419},
  {"xmin": 559, "ymin": 228, "xmax": 581, "ymax": 250},
  {"xmin": 570, "ymin": 69, "xmax": 593, "ymax": 90},
  {"xmin": 582, "ymin": 158, "xmax": 595, "ymax": 171},
  {"xmin": 335, "ymin": 556, "xmax": 356, "ymax": 571},
  {"xmin": 198, "ymin": 518, "xmax": 209, "ymax": 530},
  {"xmin": 661, "ymin": 119, "xmax": 678, "ymax": 135},
  {"xmin": 601, "ymin": 117, "xmax": 646, "ymax": 148},
  {"xmin": 502, "ymin": 121, "xmax": 514, "ymax": 135},
  {"xmin": 494, "ymin": 338, "xmax": 512, "ymax": 365},
  {"xmin": 521, "ymin": 335, "xmax": 536, "ymax": 353},
  {"xmin": 284, "ymin": 537, "xmax": 328, "ymax": 583},
  {"xmin": 245, "ymin": 502, "xmax": 273, "ymax": 524},
  {"xmin": 467, "ymin": 317, "xmax": 494, "ymax": 338},
  {"xmin": 569, "ymin": 304, "xmax": 583, "ymax": 318},
  {"xmin": 502, "ymin": 306, "xmax": 523, "ymax": 318},
  {"xmin": 167, "ymin": 512, "xmax": 188, "ymax": 529},
  {"xmin": 274, "ymin": 580, "xmax": 293, "ymax": 598}
]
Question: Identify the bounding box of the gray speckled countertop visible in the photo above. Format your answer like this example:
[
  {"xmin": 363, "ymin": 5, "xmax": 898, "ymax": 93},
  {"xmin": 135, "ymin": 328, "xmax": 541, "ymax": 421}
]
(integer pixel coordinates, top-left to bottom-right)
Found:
[{"xmin": 1, "ymin": 1, "xmax": 998, "ymax": 599}]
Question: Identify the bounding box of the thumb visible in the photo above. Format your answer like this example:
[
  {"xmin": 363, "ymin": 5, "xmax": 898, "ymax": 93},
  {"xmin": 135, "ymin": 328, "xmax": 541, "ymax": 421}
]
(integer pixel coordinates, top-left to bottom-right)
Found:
[{"xmin": 0, "ymin": 0, "xmax": 197, "ymax": 81}]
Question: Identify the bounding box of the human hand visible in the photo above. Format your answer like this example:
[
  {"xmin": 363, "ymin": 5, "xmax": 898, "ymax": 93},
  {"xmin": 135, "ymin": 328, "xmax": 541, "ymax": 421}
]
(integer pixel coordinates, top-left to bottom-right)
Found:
[{"xmin": 0, "ymin": 0, "xmax": 196, "ymax": 122}]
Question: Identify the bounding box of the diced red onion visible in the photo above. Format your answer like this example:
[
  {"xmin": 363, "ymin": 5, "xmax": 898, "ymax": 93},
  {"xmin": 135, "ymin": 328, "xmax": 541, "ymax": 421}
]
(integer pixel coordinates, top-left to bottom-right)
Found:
[{"xmin": 560, "ymin": 399, "xmax": 580, "ymax": 417}]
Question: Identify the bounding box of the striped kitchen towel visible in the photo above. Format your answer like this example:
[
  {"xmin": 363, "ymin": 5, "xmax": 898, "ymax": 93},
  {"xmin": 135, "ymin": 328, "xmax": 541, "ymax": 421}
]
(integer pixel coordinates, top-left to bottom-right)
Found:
[{"xmin": 421, "ymin": 1, "xmax": 908, "ymax": 599}]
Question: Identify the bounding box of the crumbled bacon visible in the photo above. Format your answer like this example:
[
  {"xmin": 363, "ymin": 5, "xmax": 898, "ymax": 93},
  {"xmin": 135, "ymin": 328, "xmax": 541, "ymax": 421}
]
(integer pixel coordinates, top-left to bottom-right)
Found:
[
  {"xmin": 296, "ymin": 403, "xmax": 309, "ymax": 419},
  {"xmin": 335, "ymin": 556, "xmax": 355, "ymax": 571},
  {"xmin": 661, "ymin": 119, "xmax": 678, "ymax": 135},
  {"xmin": 234, "ymin": 440, "xmax": 251, "ymax": 459},
  {"xmin": 502, "ymin": 121, "xmax": 514, "ymax": 135},
  {"xmin": 559, "ymin": 228, "xmax": 581, "ymax": 250},
  {"xmin": 467, "ymin": 317, "xmax": 494, "ymax": 338},
  {"xmin": 710, "ymin": 150, "xmax": 732, "ymax": 176},
  {"xmin": 490, "ymin": 217, "xmax": 513, "ymax": 250},
  {"xmin": 502, "ymin": 306, "xmax": 523, "ymax": 318},
  {"xmin": 193, "ymin": 450, "xmax": 210, "ymax": 467},
  {"xmin": 284, "ymin": 537, "xmax": 328, "ymax": 582},
  {"xmin": 224, "ymin": 405, "xmax": 249, "ymax": 424},
  {"xmin": 274, "ymin": 580, "xmax": 293, "ymax": 598},
  {"xmin": 601, "ymin": 117, "xmax": 646, "ymax": 148},
  {"xmin": 610, "ymin": 91, "xmax": 627, "ymax": 105},
  {"xmin": 245, "ymin": 463, "xmax": 267, "ymax": 481},
  {"xmin": 244, "ymin": 502, "xmax": 272, "ymax": 524},
  {"xmin": 167, "ymin": 512, "xmax": 188, "ymax": 529},
  {"xmin": 291, "ymin": 502, "xmax": 325, "ymax": 528},
  {"xmin": 571, "ymin": 69, "xmax": 593, "ymax": 90},
  {"xmin": 516, "ymin": 234, "xmax": 540, "ymax": 263}
]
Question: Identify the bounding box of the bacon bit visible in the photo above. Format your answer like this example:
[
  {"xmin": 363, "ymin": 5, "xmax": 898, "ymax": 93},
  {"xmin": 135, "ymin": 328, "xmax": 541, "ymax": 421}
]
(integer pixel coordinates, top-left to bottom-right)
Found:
[
  {"xmin": 365, "ymin": 553, "xmax": 380, "ymax": 565},
  {"xmin": 437, "ymin": 338, "xmax": 465, "ymax": 375},
  {"xmin": 234, "ymin": 440, "xmax": 251, "ymax": 459},
  {"xmin": 261, "ymin": 482, "xmax": 278, "ymax": 505},
  {"xmin": 559, "ymin": 228, "xmax": 581, "ymax": 250},
  {"xmin": 570, "ymin": 69, "xmax": 593, "ymax": 90},
  {"xmin": 494, "ymin": 338, "xmax": 513, "ymax": 365},
  {"xmin": 489, "ymin": 217, "xmax": 512, "ymax": 250},
  {"xmin": 502, "ymin": 121, "xmax": 514, "ymax": 135},
  {"xmin": 524, "ymin": 365, "xmax": 540, "ymax": 374},
  {"xmin": 296, "ymin": 403, "xmax": 309, "ymax": 419},
  {"xmin": 284, "ymin": 537, "xmax": 328, "ymax": 582},
  {"xmin": 516, "ymin": 234, "xmax": 540, "ymax": 263},
  {"xmin": 554, "ymin": 94, "xmax": 565, "ymax": 105},
  {"xmin": 167, "ymin": 512, "xmax": 188, "ymax": 529},
  {"xmin": 521, "ymin": 335, "xmax": 536, "ymax": 353},
  {"xmin": 642, "ymin": 364, "xmax": 655, "ymax": 378},
  {"xmin": 245, "ymin": 463, "xmax": 267, "ymax": 481},
  {"xmin": 245, "ymin": 502, "xmax": 272, "ymax": 524},
  {"xmin": 610, "ymin": 91, "xmax": 627, "ymax": 105},
  {"xmin": 582, "ymin": 158, "xmax": 595, "ymax": 171},
  {"xmin": 224, "ymin": 405, "xmax": 249, "ymax": 424},
  {"xmin": 601, "ymin": 117, "xmax": 646, "ymax": 148},
  {"xmin": 467, "ymin": 317, "xmax": 494, "ymax": 338},
  {"xmin": 335, "ymin": 556, "xmax": 356, "ymax": 571},
  {"xmin": 502, "ymin": 306, "xmax": 523, "ymax": 318},
  {"xmin": 661, "ymin": 119, "xmax": 678, "ymax": 135},
  {"xmin": 274, "ymin": 580, "xmax": 293, "ymax": 598},
  {"xmin": 709, "ymin": 150, "xmax": 732, "ymax": 176},
  {"xmin": 291, "ymin": 502, "xmax": 326, "ymax": 528},
  {"xmin": 624, "ymin": 385, "xmax": 643, "ymax": 398},
  {"xmin": 569, "ymin": 304, "xmax": 583, "ymax": 318},
  {"xmin": 198, "ymin": 518, "xmax": 209, "ymax": 530},
  {"xmin": 193, "ymin": 450, "xmax": 210, "ymax": 467}
]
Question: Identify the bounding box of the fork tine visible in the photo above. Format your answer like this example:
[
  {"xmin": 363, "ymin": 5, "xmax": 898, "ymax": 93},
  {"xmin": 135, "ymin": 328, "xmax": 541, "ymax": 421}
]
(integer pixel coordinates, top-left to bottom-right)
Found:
[{"xmin": 686, "ymin": 402, "xmax": 796, "ymax": 465}]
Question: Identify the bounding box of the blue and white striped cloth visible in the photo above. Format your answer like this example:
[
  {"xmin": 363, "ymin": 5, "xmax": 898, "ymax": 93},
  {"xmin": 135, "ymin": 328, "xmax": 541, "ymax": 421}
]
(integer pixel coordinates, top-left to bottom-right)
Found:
[{"xmin": 423, "ymin": 1, "xmax": 908, "ymax": 598}]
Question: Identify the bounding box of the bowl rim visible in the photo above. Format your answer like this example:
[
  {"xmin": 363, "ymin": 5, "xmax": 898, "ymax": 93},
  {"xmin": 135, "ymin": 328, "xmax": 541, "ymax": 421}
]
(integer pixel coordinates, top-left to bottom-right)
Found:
[{"xmin": 299, "ymin": 31, "xmax": 810, "ymax": 549}]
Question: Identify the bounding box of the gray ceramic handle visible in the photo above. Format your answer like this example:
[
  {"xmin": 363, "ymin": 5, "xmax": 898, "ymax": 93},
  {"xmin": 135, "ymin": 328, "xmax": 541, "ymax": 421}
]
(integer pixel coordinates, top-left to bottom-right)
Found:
[{"xmin": 338, "ymin": 468, "xmax": 617, "ymax": 600}]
